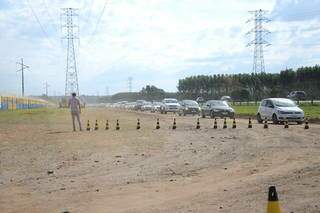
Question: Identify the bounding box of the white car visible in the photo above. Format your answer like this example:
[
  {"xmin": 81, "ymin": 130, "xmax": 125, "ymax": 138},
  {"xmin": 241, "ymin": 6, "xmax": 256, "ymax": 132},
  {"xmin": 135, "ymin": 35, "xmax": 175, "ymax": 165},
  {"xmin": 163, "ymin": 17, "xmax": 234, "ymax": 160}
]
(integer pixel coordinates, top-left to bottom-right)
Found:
[
  {"xmin": 160, "ymin": 98, "xmax": 180, "ymax": 114},
  {"xmin": 257, "ymin": 98, "xmax": 304, "ymax": 124}
]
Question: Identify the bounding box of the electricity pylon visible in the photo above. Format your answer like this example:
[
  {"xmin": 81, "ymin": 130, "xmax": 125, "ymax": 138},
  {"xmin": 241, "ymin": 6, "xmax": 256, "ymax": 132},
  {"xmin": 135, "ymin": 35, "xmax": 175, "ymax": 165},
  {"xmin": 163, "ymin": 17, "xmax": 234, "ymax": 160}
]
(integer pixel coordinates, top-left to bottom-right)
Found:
[
  {"xmin": 16, "ymin": 58, "xmax": 29, "ymax": 96},
  {"xmin": 61, "ymin": 8, "xmax": 80, "ymax": 96},
  {"xmin": 246, "ymin": 9, "xmax": 271, "ymax": 73}
]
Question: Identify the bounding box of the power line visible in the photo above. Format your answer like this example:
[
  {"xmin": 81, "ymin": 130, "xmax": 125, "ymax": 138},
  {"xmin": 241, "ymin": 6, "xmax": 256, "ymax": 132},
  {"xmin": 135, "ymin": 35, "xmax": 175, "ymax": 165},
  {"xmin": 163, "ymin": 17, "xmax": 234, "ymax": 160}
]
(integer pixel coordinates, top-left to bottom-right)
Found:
[
  {"xmin": 25, "ymin": 0, "xmax": 55, "ymax": 46},
  {"xmin": 91, "ymin": 0, "xmax": 110, "ymax": 37}
]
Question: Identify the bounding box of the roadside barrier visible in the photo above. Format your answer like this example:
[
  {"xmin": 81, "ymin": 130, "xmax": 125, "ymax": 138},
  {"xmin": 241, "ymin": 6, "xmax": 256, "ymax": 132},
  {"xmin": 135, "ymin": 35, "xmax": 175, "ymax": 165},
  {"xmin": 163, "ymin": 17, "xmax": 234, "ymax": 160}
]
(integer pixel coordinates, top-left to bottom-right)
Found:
[
  {"xmin": 137, "ymin": 118, "xmax": 141, "ymax": 130},
  {"xmin": 214, "ymin": 118, "xmax": 218, "ymax": 129},
  {"xmin": 223, "ymin": 118, "xmax": 227, "ymax": 129},
  {"xmin": 196, "ymin": 118, "xmax": 200, "ymax": 129},
  {"xmin": 232, "ymin": 118, "xmax": 236, "ymax": 129},
  {"xmin": 172, "ymin": 118, "xmax": 177, "ymax": 130},
  {"xmin": 94, "ymin": 120, "xmax": 99, "ymax": 131},
  {"xmin": 248, "ymin": 117, "xmax": 253, "ymax": 128},
  {"xmin": 264, "ymin": 118, "xmax": 268, "ymax": 129},
  {"xmin": 86, "ymin": 120, "xmax": 91, "ymax": 131},
  {"xmin": 305, "ymin": 118, "xmax": 309, "ymax": 129},
  {"xmin": 267, "ymin": 186, "xmax": 281, "ymax": 213},
  {"xmin": 105, "ymin": 120, "xmax": 109, "ymax": 130},
  {"xmin": 0, "ymin": 96, "xmax": 47, "ymax": 110}
]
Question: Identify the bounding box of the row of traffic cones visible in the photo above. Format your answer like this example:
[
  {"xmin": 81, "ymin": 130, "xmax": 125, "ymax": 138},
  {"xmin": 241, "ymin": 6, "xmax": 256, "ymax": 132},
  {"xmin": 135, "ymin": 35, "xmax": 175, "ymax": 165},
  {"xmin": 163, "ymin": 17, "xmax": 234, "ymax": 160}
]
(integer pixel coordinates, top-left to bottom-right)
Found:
[{"xmin": 86, "ymin": 117, "xmax": 310, "ymax": 131}]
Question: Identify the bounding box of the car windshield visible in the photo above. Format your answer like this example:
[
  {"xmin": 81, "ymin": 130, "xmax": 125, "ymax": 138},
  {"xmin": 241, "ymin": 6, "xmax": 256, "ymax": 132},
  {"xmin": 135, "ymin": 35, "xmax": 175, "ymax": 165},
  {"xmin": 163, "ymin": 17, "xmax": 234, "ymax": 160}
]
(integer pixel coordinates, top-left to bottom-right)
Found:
[
  {"xmin": 208, "ymin": 101, "xmax": 229, "ymax": 107},
  {"xmin": 273, "ymin": 99, "xmax": 296, "ymax": 107},
  {"xmin": 183, "ymin": 100, "xmax": 198, "ymax": 106},
  {"xmin": 164, "ymin": 99, "xmax": 178, "ymax": 103}
]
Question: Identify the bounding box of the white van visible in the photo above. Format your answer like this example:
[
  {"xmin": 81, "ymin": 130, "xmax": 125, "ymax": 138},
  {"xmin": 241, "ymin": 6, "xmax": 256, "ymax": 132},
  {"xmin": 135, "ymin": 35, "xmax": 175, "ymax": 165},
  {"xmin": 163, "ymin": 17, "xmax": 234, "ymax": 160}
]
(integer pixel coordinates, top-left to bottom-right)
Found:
[{"xmin": 257, "ymin": 98, "xmax": 304, "ymax": 124}]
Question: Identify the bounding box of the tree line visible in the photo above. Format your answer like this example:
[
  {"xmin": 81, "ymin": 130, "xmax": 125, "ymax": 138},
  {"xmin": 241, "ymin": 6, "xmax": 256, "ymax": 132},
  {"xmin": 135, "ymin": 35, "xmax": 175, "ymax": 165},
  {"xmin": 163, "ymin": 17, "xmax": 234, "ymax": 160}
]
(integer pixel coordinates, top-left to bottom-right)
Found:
[{"xmin": 177, "ymin": 65, "xmax": 320, "ymax": 101}]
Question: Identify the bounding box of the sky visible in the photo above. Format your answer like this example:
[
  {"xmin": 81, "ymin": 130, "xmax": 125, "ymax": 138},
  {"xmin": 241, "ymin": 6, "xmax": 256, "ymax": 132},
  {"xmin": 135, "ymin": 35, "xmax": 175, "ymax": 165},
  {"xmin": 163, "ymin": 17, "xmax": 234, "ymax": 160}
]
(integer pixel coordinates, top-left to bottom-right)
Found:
[{"xmin": 1, "ymin": 0, "xmax": 320, "ymax": 96}]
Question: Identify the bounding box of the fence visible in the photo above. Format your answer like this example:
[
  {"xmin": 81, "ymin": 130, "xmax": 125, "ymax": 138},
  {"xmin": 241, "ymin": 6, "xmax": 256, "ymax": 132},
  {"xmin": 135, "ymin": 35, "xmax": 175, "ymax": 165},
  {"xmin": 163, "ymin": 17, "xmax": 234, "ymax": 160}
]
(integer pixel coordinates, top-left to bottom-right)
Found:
[{"xmin": 0, "ymin": 96, "xmax": 47, "ymax": 110}]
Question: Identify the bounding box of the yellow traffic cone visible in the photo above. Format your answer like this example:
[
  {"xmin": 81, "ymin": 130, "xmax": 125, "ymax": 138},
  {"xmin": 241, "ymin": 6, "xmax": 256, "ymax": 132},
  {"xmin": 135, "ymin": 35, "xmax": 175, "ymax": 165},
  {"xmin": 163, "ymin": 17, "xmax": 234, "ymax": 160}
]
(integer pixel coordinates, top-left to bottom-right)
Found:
[
  {"xmin": 156, "ymin": 118, "xmax": 160, "ymax": 129},
  {"xmin": 213, "ymin": 118, "xmax": 218, "ymax": 129},
  {"xmin": 264, "ymin": 118, "xmax": 268, "ymax": 129},
  {"xmin": 116, "ymin": 120, "xmax": 120, "ymax": 130},
  {"xmin": 105, "ymin": 120, "xmax": 109, "ymax": 130},
  {"xmin": 86, "ymin": 120, "xmax": 91, "ymax": 131},
  {"xmin": 94, "ymin": 120, "xmax": 99, "ymax": 131},
  {"xmin": 172, "ymin": 118, "xmax": 177, "ymax": 130},
  {"xmin": 267, "ymin": 186, "xmax": 281, "ymax": 213},
  {"xmin": 196, "ymin": 118, "xmax": 200, "ymax": 129},
  {"xmin": 304, "ymin": 118, "xmax": 309, "ymax": 129},
  {"xmin": 248, "ymin": 117, "xmax": 253, "ymax": 128},
  {"xmin": 284, "ymin": 120, "xmax": 289, "ymax": 129},
  {"xmin": 137, "ymin": 118, "xmax": 141, "ymax": 130},
  {"xmin": 232, "ymin": 118, "xmax": 236, "ymax": 129},
  {"xmin": 223, "ymin": 118, "xmax": 227, "ymax": 129}
]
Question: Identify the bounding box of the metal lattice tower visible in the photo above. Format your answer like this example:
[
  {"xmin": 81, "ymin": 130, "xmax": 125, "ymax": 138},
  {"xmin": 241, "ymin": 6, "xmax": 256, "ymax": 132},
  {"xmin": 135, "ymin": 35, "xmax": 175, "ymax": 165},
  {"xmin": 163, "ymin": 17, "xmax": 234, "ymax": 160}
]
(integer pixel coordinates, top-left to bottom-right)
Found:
[
  {"xmin": 61, "ymin": 8, "xmax": 80, "ymax": 96},
  {"xmin": 246, "ymin": 9, "xmax": 271, "ymax": 73}
]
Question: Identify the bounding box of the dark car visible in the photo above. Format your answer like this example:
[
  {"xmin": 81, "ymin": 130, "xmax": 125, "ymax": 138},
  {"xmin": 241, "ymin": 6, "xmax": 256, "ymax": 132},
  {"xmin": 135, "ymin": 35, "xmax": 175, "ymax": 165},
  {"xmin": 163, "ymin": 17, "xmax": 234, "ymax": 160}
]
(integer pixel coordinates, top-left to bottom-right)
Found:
[
  {"xmin": 178, "ymin": 100, "xmax": 201, "ymax": 116},
  {"xmin": 201, "ymin": 100, "xmax": 235, "ymax": 118},
  {"xmin": 287, "ymin": 91, "xmax": 306, "ymax": 101},
  {"xmin": 134, "ymin": 100, "xmax": 146, "ymax": 111}
]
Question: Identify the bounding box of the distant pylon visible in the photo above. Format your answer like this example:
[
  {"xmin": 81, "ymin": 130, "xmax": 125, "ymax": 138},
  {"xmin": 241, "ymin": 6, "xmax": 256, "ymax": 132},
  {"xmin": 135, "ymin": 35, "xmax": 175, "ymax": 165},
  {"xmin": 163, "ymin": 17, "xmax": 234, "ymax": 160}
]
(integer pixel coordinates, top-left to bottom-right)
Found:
[
  {"xmin": 246, "ymin": 9, "xmax": 271, "ymax": 74},
  {"xmin": 61, "ymin": 8, "xmax": 80, "ymax": 96}
]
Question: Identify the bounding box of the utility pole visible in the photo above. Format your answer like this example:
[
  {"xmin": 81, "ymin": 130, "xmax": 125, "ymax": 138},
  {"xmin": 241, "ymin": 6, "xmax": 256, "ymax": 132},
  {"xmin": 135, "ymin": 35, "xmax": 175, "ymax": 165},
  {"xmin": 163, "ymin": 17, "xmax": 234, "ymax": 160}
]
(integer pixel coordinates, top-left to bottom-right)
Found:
[
  {"xmin": 105, "ymin": 86, "xmax": 109, "ymax": 96},
  {"xmin": 128, "ymin": 77, "xmax": 133, "ymax": 92},
  {"xmin": 246, "ymin": 9, "xmax": 271, "ymax": 73},
  {"xmin": 44, "ymin": 81, "xmax": 50, "ymax": 96},
  {"xmin": 61, "ymin": 8, "xmax": 80, "ymax": 96},
  {"xmin": 16, "ymin": 58, "xmax": 29, "ymax": 96}
]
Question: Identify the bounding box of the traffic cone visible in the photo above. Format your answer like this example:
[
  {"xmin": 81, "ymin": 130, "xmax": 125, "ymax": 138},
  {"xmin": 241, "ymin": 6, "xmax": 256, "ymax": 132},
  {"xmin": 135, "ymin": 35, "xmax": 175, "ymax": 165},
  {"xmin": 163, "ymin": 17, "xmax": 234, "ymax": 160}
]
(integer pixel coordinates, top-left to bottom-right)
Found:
[
  {"xmin": 223, "ymin": 118, "xmax": 227, "ymax": 129},
  {"xmin": 116, "ymin": 120, "xmax": 120, "ymax": 130},
  {"xmin": 94, "ymin": 120, "xmax": 99, "ymax": 131},
  {"xmin": 213, "ymin": 118, "xmax": 218, "ymax": 129},
  {"xmin": 196, "ymin": 118, "xmax": 200, "ymax": 129},
  {"xmin": 156, "ymin": 118, "xmax": 160, "ymax": 129},
  {"xmin": 86, "ymin": 120, "xmax": 91, "ymax": 131},
  {"xmin": 232, "ymin": 118, "xmax": 236, "ymax": 129},
  {"xmin": 105, "ymin": 120, "xmax": 109, "ymax": 130},
  {"xmin": 137, "ymin": 118, "xmax": 141, "ymax": 130},
  {"xmin": 267, "ymin": 186, "xmax": 282, "ymax": 213},
  {"xmin": 264, "ymin": 118, "xmax": 268, "ymax": 129},
  {"xmin": 248, "ymin": 117, "xmax": 253, "ymax": 128},
  {"xmin": 172, "ymin": 118, "xmax": 177, "ymax": 130},
  {"xmin": 304, "ymin": 118, "xmax": 309, "ymax": 129},
  {"xmin": 284, "ymin": 120, "xmax": 289, "ymax": 129}
]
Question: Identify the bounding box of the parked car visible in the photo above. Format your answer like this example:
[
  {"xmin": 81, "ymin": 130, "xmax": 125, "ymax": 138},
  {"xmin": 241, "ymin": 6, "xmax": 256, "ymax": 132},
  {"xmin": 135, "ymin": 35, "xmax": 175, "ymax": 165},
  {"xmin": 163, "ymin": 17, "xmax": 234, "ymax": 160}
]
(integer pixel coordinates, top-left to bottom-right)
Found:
[
  {"xmin": 160, "ymin": 98, "xmax": 180, "ymax": 114},
  {"xmin": 134, "ymin": 100, "xmax": 146, "ymax": 111},
  {"xmin": 201, "ymin": 100, "xmax": 235, "ymax": 118},
  {"xmin": 221, "ymin": 96, "xmax": 232, "ymax": 101},
  {"xmin": 287, "ymin": 91, "xmax": 306, "ymax": 100},
  {"xmin": 151, "ymin": 101, "xmax": 163, "ymax": 113},
  {"xmin": 141, "ymin": 101, "xmax": 153, "ymax": 111},
  {"xmin": 257, "ymin": 98, "xmax": 304, "ymax": 124},
  {"xmin": 178, "ymin": 100, "xmax": 201, "ymax": 116}
]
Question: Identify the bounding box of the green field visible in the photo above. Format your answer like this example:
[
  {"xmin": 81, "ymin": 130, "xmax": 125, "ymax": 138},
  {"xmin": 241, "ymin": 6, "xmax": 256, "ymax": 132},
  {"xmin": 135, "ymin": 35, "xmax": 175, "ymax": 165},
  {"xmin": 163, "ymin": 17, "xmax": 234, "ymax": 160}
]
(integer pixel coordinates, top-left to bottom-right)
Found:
[{"xmin": 231, "ymin": 104, "xmax": 320, "ymax": 121}]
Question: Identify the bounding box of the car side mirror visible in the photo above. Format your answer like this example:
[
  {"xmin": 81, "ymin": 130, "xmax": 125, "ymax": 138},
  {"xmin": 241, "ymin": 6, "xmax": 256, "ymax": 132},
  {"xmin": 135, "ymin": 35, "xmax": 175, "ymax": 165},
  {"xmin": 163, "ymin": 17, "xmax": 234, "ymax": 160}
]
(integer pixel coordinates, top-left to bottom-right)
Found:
[
  {"xmin": 206, "ymin": 104, "xmax": 210, "ymax": 107},
  {"xmin": 269, "ymin": 105, "xmax": 274, "ymax": 108}
]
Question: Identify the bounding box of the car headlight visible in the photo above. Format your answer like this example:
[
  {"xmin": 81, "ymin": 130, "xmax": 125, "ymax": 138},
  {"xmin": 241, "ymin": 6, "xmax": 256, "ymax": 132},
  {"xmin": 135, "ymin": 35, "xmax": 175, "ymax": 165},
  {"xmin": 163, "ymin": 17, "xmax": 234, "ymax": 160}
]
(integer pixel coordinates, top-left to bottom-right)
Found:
[
  {"xmin": 278, "ymin": 110, "xmax": 287, "ymax": 114},
  {"xmin": 213, "ymin": 109, "xmax": 219, "ymax": 112}
]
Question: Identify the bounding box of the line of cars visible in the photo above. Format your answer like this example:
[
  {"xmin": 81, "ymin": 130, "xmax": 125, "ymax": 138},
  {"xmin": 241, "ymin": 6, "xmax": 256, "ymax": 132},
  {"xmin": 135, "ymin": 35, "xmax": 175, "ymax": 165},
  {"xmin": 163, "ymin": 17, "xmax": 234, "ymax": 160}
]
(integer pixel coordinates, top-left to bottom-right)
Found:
[{"xmin": 109, "ymin": 97, "xmax": 306, "ymax": 125}]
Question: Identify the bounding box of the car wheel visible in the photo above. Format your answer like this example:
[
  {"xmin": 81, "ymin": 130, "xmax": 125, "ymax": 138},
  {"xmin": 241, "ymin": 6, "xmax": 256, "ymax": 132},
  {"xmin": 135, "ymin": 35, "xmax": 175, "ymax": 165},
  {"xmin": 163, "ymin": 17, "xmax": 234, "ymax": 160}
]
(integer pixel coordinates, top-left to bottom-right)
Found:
[
  {"xmin": 210, "ymin": 111, "xmax": 215, "ymax": 119},
  {"xmin": 272, "ymin": 114, "xmax": 279, "ymax": 124},
  {"xmin": 202, "ymin": 113, "xmax": 206, "ymax": 118},
  {"xmin": 257, "ymin": 113, "xmax": 263, "ymax": 123},
  {"xmin": 165, "ymin": 111, "xmax": 167, "ymax": 114}
]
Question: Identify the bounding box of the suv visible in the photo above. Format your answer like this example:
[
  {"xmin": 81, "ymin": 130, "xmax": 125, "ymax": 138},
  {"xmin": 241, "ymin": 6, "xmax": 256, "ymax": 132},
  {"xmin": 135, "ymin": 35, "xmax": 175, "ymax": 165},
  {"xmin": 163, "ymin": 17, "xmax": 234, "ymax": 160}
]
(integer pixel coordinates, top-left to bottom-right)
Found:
[
  {"xmin": 160, "ymin": 98, "xmax": 180, "ymax": 114},
  {"xmin": 201, "ymin": 100, "xmax": 235, "ymax": 118},
  {"xmin": 287, "ymin": 91, "xmax": 306, "ymax": 100},
  {"xmin": 257, "ymin": 98, "xmax": 304, "ymax": 124},
  {"xmin": 178, "ymin": 100, "xmax": 201, "ymax": 116}
]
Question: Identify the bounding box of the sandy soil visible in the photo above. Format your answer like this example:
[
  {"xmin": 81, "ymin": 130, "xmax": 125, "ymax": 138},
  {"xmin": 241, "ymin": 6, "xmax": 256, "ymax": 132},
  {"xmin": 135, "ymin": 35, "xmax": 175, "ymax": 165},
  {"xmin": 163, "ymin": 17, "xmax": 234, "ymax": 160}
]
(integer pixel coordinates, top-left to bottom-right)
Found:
[{"xmin": 0, "ymin": 108, "xmax": 319, "ymax": 213}]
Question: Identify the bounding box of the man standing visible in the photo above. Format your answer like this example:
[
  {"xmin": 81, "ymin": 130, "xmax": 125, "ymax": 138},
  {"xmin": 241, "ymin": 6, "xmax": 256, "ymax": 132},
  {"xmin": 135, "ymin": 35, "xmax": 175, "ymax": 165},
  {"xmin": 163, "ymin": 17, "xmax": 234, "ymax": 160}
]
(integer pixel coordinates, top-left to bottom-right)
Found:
[{"xmin": 68, "ymin": 92, "xmax": 82, "ymax": 131}]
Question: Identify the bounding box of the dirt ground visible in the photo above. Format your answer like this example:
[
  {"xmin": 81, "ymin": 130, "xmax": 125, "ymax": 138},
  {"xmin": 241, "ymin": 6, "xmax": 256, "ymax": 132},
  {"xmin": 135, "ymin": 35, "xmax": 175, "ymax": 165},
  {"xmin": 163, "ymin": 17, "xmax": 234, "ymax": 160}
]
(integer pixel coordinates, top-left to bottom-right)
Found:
[{"xmin": 0, "ymin": 108, "xmax": 319, "ymax": 213}]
